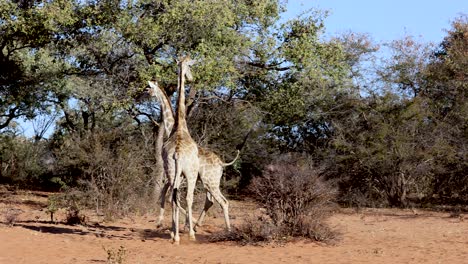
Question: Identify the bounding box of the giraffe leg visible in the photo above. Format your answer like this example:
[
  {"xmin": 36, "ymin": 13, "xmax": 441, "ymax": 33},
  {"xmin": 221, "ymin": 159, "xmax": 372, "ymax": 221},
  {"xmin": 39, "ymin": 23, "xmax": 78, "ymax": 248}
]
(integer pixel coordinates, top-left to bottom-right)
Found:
[
  {"xmin": 156, "ymin": 181, "xmax": 170, "ymax": 227},
  {"xmin": 157, "ymin": 182, "xmax": 187, "ymax": 228},
  {"xmin": 210, "ymin": 188, "xmax": 231, "ymax": 231},
  {"xmin": 171, "ymin": 164, "xmax": 183, "ymax": 245},
  {"xmin": 184, "ymin": 169, "xmax": 198, "ymax": 241},
  {"xmin": 194, "ymin": 192, "xmax": 214, "ymax": 231}
]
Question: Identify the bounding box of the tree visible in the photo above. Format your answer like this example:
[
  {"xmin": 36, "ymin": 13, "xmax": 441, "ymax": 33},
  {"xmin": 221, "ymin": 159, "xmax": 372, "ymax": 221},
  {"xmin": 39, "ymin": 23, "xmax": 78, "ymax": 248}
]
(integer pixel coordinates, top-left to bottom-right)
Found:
[
  {"xmin": 324, "ymin": 16, "xmax": 467, "ymax": 206},
  {"xmin": 423, "ymin": 15, "xmax": 468, "ymax": 200},
  {"xmin": 0, "ymin": 0, "xmax": 76, "ymax": 129}
]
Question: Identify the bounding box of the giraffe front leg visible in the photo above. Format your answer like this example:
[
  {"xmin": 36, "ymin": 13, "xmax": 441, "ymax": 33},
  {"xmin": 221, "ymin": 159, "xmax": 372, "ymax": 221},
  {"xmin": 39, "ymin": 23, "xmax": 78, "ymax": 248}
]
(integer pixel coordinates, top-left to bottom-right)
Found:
[{"xmin": 156, "ymin": 181, "xmax": 170, "ymax": 228}]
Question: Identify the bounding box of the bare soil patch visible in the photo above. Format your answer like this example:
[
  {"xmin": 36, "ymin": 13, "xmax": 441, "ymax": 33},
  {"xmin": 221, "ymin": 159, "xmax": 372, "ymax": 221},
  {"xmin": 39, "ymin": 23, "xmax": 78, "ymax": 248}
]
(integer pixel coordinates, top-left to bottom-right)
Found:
[{"xmin": 1, "ymin": 190, "xmax": 467, "ymax": 264}]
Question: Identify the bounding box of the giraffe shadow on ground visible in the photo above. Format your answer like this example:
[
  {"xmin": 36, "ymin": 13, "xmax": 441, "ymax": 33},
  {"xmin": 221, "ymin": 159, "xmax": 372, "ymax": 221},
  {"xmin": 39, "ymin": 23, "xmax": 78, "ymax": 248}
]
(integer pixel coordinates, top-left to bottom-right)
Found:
[
  {"xmin": 12, "ymin": 221, "xmax": 148, "ymax": 241},
  {"xmin": 12, "ymin": 220, "xmax": 217, "ymax": 242},
  {"xmin": 139, "ymin": 226, "xmax": 215, "ymax": 243},
  {"xmin": 14, "ymin": 223, "xmax": 90, "ymax": 236}
]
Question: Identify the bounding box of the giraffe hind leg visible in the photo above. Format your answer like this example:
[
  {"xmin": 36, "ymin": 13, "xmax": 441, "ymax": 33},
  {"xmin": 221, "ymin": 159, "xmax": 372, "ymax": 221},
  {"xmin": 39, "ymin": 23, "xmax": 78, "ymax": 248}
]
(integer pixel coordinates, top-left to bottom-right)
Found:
[
  {"xmin": 183, "ymin": 168, "xmax": 198, "ymax": 241},
  {"xmin": 210, "ymin": 188, "xmax": 231, "ymax": 231},
  {"xmin": 194, "ymin": 192, "xmax": 214, "ymax": 231},
  {"xmin": 171, "ymin": 162, "xmax": 184, "ymax": 244}
]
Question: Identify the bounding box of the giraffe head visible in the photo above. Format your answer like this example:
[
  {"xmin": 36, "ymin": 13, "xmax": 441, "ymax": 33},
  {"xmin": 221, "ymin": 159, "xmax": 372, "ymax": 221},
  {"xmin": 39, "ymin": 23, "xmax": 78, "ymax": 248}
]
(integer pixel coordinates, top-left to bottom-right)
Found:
[
  {"xmin": 146, "ymin": 80, "xmax": 160, "ymax": 97},
  {"xmin": 177, "ymin": 56, "xmax": 196, "ymax": 82},
  {"xmin": 147, "ymin": 80, "xmax": 176, "ymax": 136}
]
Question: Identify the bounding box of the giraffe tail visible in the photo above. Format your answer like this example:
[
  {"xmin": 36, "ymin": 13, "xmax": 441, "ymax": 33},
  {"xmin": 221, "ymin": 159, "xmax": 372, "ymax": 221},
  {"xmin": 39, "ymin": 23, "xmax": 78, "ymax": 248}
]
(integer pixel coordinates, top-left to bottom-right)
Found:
[{"xmin": 221, "ymin": 150, "xmax": 240, "ymax": 167}]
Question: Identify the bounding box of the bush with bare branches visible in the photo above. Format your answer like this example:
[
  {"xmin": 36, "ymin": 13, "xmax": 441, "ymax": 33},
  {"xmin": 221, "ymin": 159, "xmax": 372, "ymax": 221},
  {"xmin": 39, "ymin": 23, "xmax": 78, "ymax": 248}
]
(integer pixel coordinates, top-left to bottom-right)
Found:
[
  {"xmin": 251, "ymin": 155, "xmax": 338, "ymax": 240},
  {"xmin": 214, "ymin": 154, "xmax": 339, "ymax": 244}
]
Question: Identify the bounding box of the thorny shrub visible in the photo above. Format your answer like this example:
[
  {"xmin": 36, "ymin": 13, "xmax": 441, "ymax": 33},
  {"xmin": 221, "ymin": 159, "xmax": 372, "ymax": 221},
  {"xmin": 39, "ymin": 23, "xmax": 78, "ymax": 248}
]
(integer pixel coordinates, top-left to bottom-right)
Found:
[
  {"xmin": 213, "ymin": 154, "xmax": 339, "ymax": 244},
  {"xmin": 54, "ymin": 129, "xmax": 156, "ymax": 220}
]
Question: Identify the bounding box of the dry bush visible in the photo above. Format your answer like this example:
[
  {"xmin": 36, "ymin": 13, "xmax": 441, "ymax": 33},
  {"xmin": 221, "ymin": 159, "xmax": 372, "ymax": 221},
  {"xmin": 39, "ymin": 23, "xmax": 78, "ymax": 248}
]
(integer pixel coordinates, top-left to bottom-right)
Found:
[
  {"xmin": 51, "ymin": 189, "xmax": 87, "ymax": 225},
  {"xmin": 65, "ymin": 207, "xmax": 86, "ymax": 225},
  {"xmin": 54, "ymin": 129, "xmax": 156, "ymax": 220},
  {"xmin": 3, "ymin": 208, "xmax": 21, "ymax": 226},
  {"xmin": 213, "ymin": 154, "xmax": 339, "ymax": 245},
  {"xmin": 251, "ymin": 155, "xmax": 338, "ymax": 241},
  {"xmin": 210, "ymin": 216, "xmax": 278, "ymax": 245}
]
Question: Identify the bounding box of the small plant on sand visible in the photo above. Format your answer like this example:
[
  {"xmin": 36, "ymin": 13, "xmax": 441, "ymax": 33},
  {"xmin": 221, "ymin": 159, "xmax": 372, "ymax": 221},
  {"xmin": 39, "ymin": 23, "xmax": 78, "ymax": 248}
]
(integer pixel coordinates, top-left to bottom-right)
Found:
[
  {"xmin": 104, "ymin": 245, "xmax": 127, "ymax": 264},
  {"xmin": 62, "ymin": 189, "xmax": 86, "ymax": 225},
  {"xmin": 45, "ymin": 190, "xmax": 86, "ymax": 225},
  {"xmin": 46, "ymin": 194, "xmax": 60, "ymax": 223}
]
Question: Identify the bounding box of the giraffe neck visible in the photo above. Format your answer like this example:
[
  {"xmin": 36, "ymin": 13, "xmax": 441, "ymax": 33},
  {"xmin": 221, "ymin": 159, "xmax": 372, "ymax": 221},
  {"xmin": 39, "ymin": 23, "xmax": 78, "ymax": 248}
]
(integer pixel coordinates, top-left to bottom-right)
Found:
[
  {"xmin": 157, "ymin": 89, "xmax": 175, "ymax": 136},
  {"xmin": 175, "ymin": 61, "xmax": 189, "ymax": 134}
]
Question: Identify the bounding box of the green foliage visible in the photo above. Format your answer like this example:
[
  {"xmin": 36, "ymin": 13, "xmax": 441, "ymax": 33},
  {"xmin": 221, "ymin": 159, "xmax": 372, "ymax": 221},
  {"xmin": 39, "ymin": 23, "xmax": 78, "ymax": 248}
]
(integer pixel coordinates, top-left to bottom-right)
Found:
[
  {"xmin": 0, "ymin": 0, "xmax": 74, "ymax": 129},
  {"xmin": 0, "ymin": 135, "xmax": 51, "ymax": 187},
  {"xmin": 327, "ymin": 94, "xmax": 436, "ymax": 206},
  {"xmin": 423, "ymin": 15, "xmax": 468, "ymax": 200}
]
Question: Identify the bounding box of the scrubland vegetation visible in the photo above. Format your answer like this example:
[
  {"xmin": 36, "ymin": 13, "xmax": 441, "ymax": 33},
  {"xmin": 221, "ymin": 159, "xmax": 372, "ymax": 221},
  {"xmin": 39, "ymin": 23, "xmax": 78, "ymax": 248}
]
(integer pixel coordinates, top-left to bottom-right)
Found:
[{"xmin": 0, "ymin": 1, "xmax": 466, "ymax": 243}]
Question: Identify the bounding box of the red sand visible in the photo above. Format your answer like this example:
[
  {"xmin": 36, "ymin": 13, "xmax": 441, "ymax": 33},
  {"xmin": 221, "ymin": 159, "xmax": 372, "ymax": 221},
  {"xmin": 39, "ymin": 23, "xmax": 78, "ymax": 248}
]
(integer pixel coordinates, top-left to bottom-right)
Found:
[{"xmin": 1, "ymin": 191, "xmax": 467, "ymax": 264}]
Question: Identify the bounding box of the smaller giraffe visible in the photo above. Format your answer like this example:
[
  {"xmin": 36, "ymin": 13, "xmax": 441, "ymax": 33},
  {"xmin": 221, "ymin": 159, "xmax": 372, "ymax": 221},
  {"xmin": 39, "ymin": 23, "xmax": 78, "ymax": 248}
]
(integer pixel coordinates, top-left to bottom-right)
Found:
[
  {"xmin": 146, "ymin": 80, "xmax": 239, "ymax": 231},
  {"xmin": 196, "ymin": 147, "xmax": 239, "ymax": 231}
]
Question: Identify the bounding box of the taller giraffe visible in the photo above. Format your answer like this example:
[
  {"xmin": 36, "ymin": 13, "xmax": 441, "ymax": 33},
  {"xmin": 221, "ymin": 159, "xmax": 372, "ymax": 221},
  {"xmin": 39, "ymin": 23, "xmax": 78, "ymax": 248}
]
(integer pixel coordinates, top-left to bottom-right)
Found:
[
  {"xmin": 162, "ymin": 56, "xmax": 199, "ymax": 244},
  {"xmin": 147, "ymin": 80, "xmax": 239, "ymax": 231}
]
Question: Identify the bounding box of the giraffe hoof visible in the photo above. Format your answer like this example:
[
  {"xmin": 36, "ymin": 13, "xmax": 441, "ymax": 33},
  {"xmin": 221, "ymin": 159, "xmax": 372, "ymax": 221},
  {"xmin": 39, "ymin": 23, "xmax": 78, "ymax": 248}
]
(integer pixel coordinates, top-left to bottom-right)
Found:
[
  {"xmin": 189, "ymin": 234, "xmax": 196, "ymax": 241},
  {"xmin": 172, "ymin": 240, "xmax": 180, "ymax": 245}
]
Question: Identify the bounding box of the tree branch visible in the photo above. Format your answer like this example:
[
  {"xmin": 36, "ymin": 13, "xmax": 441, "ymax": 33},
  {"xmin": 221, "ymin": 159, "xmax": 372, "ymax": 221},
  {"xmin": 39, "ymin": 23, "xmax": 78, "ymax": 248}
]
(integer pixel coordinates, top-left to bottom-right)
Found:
[
  {"xmin": 246, "ymin": 61, "xmax": 290, "ymax": 71},
  {"xmin": 0, "ymin": 106, "xmax": 19, "ymax": 130}
]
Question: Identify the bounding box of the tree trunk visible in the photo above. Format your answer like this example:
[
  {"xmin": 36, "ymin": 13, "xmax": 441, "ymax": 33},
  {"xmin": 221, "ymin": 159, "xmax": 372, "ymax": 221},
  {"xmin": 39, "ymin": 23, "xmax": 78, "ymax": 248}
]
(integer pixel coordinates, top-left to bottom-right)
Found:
[{"xmin": 386, "ymin": 172, "xmax": 408, "ymax": 207}]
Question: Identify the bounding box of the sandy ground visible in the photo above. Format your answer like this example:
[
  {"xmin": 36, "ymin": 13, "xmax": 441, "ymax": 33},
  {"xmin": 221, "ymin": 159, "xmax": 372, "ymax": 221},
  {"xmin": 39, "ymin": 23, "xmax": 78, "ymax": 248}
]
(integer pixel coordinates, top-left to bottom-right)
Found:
[{"xmin": 1, "ymin": 190, "xmax": 467, "ymax": 264}]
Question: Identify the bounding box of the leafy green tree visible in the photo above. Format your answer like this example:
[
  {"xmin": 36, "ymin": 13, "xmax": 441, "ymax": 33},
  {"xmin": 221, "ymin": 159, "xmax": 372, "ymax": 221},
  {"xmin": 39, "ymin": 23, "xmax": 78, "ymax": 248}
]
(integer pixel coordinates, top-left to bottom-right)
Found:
[{"xmin": 0, "ymin": 0, "xmax": 75, "ymax": 129}]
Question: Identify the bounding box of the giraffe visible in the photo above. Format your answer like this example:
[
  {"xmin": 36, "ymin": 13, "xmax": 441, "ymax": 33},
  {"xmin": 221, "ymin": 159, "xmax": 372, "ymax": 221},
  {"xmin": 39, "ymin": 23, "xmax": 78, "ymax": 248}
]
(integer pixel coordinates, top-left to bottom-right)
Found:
[
  {"xmin": 146, "ymin": 80, "xmax": 239, "ymax": 232},
  {"xmin": 162, "ymin": 56, "xmax": 199, "ymax": 244},
  {"xmin": 195, "ymin": 147, "xmax": 239, "ymax": 231}
]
